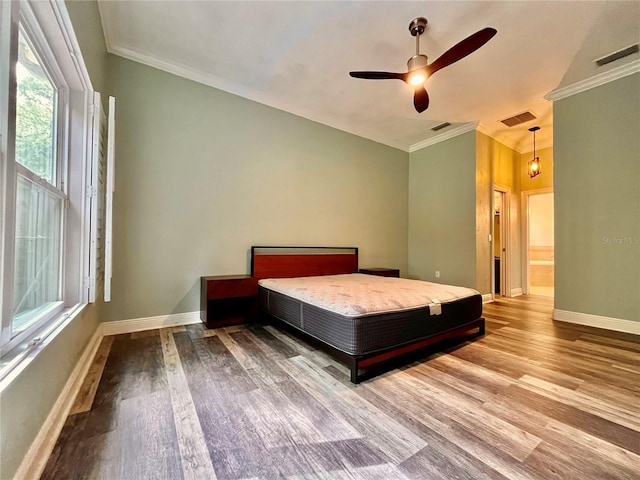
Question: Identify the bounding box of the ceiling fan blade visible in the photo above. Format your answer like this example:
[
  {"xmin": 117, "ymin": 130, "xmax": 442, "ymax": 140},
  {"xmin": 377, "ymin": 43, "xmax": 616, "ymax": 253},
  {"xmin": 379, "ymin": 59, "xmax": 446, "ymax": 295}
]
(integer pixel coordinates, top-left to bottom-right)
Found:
[
  {"xmin": 426, "ymin": 27, "xmax": 497, "ymax": 76},
  {"xmin": 413, "ymin": 86, "xmax": 429, "ymax": 113},
  {"xmin": 349, "ymin": 71, "xmax": 408, "ymax": 81}
]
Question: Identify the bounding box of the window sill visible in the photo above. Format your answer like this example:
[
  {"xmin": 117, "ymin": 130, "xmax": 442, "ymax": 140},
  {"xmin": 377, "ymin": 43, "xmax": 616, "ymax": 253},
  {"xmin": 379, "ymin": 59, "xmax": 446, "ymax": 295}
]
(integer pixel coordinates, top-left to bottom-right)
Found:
[{"xmin": 0, "ymin": 302, "xmax": 88, "ymax": 392}]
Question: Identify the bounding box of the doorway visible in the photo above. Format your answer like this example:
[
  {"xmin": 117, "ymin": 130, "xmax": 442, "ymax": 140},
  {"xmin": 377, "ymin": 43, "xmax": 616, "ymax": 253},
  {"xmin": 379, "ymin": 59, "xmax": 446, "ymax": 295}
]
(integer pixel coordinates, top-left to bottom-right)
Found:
[
  {"xmin": 523, "ymin": 190, "xmax": 554, "ymax": 297},
  {"xmin": 492, "ymin": 187, "xmax": 509, "ymax": 297}
]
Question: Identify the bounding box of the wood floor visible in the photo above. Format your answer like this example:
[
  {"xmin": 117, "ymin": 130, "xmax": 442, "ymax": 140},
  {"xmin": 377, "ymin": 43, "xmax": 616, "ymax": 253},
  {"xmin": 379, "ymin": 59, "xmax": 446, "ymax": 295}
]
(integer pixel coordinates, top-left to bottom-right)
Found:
[{"xmin": 41, "ymin": 296, "xmax": 640, "ymax": 479}]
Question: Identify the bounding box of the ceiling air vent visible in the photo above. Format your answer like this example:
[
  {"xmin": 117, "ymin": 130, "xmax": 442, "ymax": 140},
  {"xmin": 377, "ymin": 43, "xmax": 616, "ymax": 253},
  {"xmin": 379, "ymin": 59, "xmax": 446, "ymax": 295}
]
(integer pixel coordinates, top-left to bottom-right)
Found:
[
  {"xmin": 595, "ymin": 44, "xmax": 639, "ymax": 67},
  {"xmin": 500, "ymin": 111, "xmax": 537, "ymax": 127},
  {"xmin": 431, "ymin": 122, "xmax": 451, "ymax": 131}
]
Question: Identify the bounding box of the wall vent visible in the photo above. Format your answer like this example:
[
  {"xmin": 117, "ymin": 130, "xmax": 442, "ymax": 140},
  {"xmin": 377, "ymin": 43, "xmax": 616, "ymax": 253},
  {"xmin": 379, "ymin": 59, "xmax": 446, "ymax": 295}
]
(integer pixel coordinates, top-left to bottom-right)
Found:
[
  {"xmin": 500, "ymin": 111, "xmax": 537, "ymax": 127},
  {"xmin": 595, "ymin": 44, "xmax": 639, "ymax": 67},
  {"xmin": 431, "ymin": 122, "xmax": 451, "ymax": 131}
]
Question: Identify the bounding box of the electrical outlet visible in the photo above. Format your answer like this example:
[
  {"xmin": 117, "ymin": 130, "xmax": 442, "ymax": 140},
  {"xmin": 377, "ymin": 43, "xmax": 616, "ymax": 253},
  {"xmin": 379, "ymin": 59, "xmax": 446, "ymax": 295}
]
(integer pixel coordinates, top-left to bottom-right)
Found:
[{"xmin": 435, "ymin": 271, "xmax": 440, "ymax": 278}]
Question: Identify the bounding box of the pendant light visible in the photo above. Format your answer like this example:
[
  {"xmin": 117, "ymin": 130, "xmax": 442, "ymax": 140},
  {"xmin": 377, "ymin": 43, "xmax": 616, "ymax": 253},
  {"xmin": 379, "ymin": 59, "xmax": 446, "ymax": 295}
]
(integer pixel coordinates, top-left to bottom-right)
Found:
[{"xmin": 528, "ymin": 126, "xmax": 541, "ymax": 178}]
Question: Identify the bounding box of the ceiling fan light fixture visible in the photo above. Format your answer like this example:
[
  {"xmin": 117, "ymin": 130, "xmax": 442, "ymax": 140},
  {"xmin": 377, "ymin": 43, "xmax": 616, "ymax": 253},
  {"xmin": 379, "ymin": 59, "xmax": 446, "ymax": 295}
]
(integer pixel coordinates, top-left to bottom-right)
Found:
[
  {"xmin": 407, "ymin": 54, "xmax": 428, "ymax": 71},
  {"xmin": 407, "ymin": 54, "xmax": 429, "ymax": 85},
  {"xmin": 408, "ymin": 70, "xmax": 427, "ymax": 86},
  {"xmin": 348, "ymin": 17, "xmax": 496, "ymax": 113}
]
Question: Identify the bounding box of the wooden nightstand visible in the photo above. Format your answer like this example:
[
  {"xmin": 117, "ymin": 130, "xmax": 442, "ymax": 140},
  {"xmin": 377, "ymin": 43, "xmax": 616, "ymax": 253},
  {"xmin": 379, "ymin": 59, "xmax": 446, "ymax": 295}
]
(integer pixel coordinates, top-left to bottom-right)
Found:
[
  {"xmin": 200, "ymin": 275, "xmax": 258, "ymax": 328},
  {"xmin": 359, "ymin": 268, "xmax": 400, "ymax": 278}
]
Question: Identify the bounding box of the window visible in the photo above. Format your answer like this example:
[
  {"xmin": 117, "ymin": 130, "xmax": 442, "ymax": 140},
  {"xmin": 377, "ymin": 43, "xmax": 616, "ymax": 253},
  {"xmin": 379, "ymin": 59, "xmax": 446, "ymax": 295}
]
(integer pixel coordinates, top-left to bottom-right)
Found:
[
  {"xmin": 1, "ymin": 0, "xmax": 95, "ymax": 358},
  {"xmin": 15, "ymin": 28, "xmax": 57, "ymax": 183},
  {"xmin": 12, "ymin": 26, "xmax": 65, "ymax": 337}
]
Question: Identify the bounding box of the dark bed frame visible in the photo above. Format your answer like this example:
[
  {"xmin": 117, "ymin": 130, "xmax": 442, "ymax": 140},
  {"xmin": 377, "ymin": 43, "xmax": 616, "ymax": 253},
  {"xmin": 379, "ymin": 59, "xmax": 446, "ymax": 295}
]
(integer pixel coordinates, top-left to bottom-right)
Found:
[{"xmin": 251, "ymin": 246, "xmax": 485, "ymax": 383}]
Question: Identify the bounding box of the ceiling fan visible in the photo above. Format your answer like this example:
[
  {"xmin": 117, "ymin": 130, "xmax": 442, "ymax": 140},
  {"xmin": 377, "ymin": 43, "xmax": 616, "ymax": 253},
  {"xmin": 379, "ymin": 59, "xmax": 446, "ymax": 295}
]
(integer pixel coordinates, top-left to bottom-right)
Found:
[{"xmin": 349, "ymin": 17, "xmax": 497, "ymax": 113}]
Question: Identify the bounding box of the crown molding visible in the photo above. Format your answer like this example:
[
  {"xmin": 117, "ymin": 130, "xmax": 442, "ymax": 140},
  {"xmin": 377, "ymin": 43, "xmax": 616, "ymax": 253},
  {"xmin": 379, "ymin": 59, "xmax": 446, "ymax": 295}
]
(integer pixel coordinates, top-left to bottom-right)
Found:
[
  {"xmin": 519, "ymin": 140, "xmax": 554, "ymax": 155},
  {"xmin": 106, "ymin": 45, "xmax": 409, "ymax": 152},
  {"xmin": 476, "ymin": 123, "xmax": 521, "ymax": 152},
  {"xmin": 409, "ymin": 122, "xmax": 478, "ymax": 153},
  {"xmin": 477, "ymin": 123, "xmax": 554, "ymax": 154},
  {"xmin": 108, "ymin": 44, "xmax": 257, "ymax": 104},
  {"xmin": 545, "ymin": 59, "xmax": 640, "ymax": 102}
]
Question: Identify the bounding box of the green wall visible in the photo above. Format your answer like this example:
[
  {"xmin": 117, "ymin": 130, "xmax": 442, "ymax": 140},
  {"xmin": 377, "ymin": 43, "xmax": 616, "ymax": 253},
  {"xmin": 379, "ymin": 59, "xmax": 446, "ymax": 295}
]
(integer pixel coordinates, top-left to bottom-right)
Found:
[
  {"xmin": 408, "ymin": 131, "xmax": 477, "ymax": 287},
  {"xmin": 103, "ymin": 56, "xmax": 409, "ymax": 322},
  {"xmin": 554, "ymin": 73, "xmax": 640, "ymax": 321},
  {"xmin": 4, "ymin": 3, "xmax": 637, "ymax": 478}
]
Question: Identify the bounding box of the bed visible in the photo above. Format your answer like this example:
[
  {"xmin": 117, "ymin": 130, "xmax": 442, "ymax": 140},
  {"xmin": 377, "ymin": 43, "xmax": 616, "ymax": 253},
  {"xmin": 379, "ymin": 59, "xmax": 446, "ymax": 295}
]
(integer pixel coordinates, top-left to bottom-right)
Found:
[{"xmin": 252, "ymin": 246, "xmax": 484, "ymax": 383}]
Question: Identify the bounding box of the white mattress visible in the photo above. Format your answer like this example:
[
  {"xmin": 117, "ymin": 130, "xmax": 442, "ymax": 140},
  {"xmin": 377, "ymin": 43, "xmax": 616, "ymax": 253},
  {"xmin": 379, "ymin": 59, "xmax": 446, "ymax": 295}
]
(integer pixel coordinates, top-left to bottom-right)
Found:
[{"xmin": 258, "ymin": 273, "xmax": 479, "ymax": 317}]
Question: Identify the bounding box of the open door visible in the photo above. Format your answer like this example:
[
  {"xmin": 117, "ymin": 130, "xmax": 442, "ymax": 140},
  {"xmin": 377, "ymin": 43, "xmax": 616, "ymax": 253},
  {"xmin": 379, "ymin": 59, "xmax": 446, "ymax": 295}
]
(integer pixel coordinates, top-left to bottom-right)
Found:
[
  {"xmin": 524, "ymin": 190, "xmax": 554, "ymax": 297},
  {"xmin": 492, "ymin": 187, "xmax": 510, "ymax": 298}
]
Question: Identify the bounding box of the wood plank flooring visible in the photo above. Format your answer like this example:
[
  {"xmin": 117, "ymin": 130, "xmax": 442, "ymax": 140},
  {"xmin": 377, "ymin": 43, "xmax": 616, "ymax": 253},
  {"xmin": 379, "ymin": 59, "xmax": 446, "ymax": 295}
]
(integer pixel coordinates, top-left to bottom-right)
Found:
[{"xmin": 41, "ymin": 296, "xmax": 640, "ymax": 479}]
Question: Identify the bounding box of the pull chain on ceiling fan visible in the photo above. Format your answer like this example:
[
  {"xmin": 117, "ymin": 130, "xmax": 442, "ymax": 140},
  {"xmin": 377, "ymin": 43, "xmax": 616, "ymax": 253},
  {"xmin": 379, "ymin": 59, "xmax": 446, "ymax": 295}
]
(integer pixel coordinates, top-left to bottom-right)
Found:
[{"xmin": 349, "ymin": 17, "xmax": 497, "ymax": 113}]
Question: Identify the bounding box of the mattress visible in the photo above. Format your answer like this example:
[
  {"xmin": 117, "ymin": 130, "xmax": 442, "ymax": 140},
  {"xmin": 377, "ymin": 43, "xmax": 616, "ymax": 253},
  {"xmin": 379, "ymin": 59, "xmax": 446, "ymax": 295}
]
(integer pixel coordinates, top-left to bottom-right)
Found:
[{"xmin": 259, "ymin": 274, "xmax": 482, "ymax": 356}]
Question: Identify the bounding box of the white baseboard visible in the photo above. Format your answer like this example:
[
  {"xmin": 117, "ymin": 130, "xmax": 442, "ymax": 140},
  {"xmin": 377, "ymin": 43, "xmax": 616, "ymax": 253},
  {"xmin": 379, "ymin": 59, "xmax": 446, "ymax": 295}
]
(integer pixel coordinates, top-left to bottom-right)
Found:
[
  {"xmin": 14, "ymin": 328, "xmax": 103, "ymax": 480},
  {"xmin": 482, "ymin": 293, "xmax": 494, "ymax": 304},
  {"xmin": 553, "ymin": 309, "xmax": 640, "ymax": 335},
  {"xmin": 101, "ymin": 311, "xmax": 201, "ymax": 336},
  {"xmin": 14, "ymin": 310, "xmax": 203, "ymax": 478},
  {"xmin": 511, "ymin": 288, "xmax": 523, "ymax": 297}
]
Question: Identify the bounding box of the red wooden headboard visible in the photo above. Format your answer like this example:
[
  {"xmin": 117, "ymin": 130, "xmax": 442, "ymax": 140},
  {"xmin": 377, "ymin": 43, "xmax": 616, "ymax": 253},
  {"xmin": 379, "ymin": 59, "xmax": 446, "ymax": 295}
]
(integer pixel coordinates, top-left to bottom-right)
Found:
[{"xmin": 251, "ymin": 246, "xmax": 358, "ymax": 280}]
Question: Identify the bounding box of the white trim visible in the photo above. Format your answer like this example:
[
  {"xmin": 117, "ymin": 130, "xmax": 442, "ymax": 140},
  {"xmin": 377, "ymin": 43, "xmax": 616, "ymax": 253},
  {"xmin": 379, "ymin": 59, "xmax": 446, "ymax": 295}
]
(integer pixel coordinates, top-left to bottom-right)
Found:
[
  {"xmin": 1, "ymin": 0, "xmax": 94, "ymax": 354},
  {"xmin": 26, "ymin": 0, "xmax": 92, "ymax": 92},
  {"xmin": 10, "ymin": 309, "xmax": 204, "ymax": 478},
  {"xmin": 521, "ymin": 188, "xmax": 554, "ymax": 296},
  {"xmin": 476, "ymin": 123, "xmax": 553, "ymax": 154},
  {"xmin": 103, "ymin": 96, "xmax": 115, "ymax": 302},
  {"xmin": 409, "ymin": 122, "xmax": 478, "ymax": 152},
  {"xmin": 0, "ymin": 303, "xmax": 84, "ymax": 386},
  {"xmin": 87, "ymin": 91, "xmax": 101, "ymax": 303},
  {"xmin": 49, "ymin": 0, "xmax": 92, "ymax": 91},
  {"xmin": 511, "ymin": 288, "xmax": 523, "ymax": 297},
  {"xmin": 477, "ymin": 123, "xmax": 520, "ymax": 152},
  {"xmin": 101, "ymin": 311, "xmax": 201, "ymax": 336},
  {"xmin": 553, "ymin": 309, "xmax": 640, "ymax": 335},
  {"xmin": 519, "ymin": 141, "xmax": 554, "ymax": 155},
  {"xmin": 12, "ymin": 326, "xmax": 102, "ymax": 480},
  {"xmin": 482, "ymin": 293, "xmax": 493, "ymax": 304},
  {"xmin": 0, "ymin": 0, "xmax": 19, "ymax": 349},
  {"xmin": 492, "ymin": 184, "xmax": 511, "ymax": 298},
  {"xmin": 545, "ymin": 59, "xmax": 640, "ymax": 102},
  {"xmin": 105, "ymin": 45, "xmax": 409, "ymax": 153}
]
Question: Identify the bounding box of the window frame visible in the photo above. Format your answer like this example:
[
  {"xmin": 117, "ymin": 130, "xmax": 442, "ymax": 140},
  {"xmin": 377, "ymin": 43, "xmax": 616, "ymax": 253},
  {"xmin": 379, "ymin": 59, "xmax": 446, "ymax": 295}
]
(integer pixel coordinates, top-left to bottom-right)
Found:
[
  {"xmin": 0, "ymin": 0, "xmax": 94, "ymax": 360},
  {"xmin": 11, "ymin": 17, "xmax": 67, "ymax": 340},
  {"xmin": 16, "ymin": 15, "xmax": 64, "ymax": 187}
]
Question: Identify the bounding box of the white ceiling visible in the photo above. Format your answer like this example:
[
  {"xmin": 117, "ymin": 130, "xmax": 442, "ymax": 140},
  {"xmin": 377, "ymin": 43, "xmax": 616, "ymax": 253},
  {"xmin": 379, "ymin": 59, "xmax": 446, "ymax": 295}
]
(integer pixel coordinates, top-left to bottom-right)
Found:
[{"xmin": 98, "ymin": 1, "xmax": 640, "ymax": 153}]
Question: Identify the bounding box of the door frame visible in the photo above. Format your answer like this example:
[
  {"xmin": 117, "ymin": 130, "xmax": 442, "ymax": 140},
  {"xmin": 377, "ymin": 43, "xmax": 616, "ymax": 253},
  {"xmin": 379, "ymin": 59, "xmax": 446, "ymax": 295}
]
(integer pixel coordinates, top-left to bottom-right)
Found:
[
  {"xmin": 521, "ymin": 187, "xmax": 554, "ymax": 295},
  {"xmin": 492, "ymin": 184, "xmax": 511, "ymax": 298}
]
